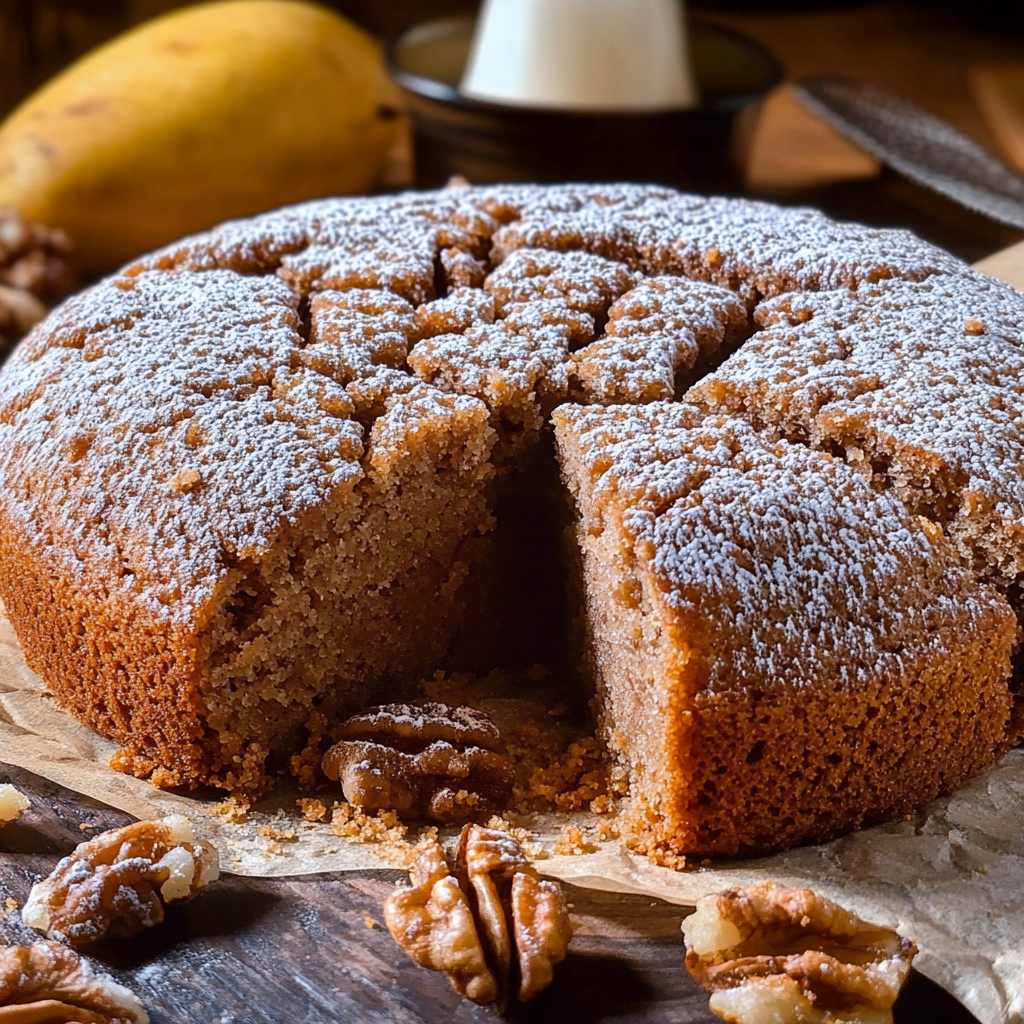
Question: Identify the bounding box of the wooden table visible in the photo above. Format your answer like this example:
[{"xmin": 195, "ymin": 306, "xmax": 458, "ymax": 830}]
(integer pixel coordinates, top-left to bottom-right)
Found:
[
  {"xmin": 0, "ymin": 763, "xmax": 982, "ymax": 1023},
  {"xmin": 700, "ymin": 3, "xmax": 1024, "ymax": 265}
]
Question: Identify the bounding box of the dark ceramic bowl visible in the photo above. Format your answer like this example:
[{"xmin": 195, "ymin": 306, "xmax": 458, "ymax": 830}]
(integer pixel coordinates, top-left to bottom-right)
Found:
[{"xmin": 386, "ymin": 16, "xmax": 782, "ymax": 192}]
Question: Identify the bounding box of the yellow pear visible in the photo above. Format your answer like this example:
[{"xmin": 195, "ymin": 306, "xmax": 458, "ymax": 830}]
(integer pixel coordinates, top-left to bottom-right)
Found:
[{"xmin": 0, "ymin": 0, "xmax": 402, "ymax": 274}]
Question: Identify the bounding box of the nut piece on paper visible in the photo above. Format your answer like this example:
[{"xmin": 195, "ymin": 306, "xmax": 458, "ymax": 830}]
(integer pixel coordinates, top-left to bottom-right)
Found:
[
  {"xmin": 322, "ymin": 703, "xmax": 516, "ymax": 825},
  {"xmin": 22, "ymin": 814, "xmax": 219, "ymax": 946},
  {"xmin": 384, "ymin": 824, "xmax": 572, "ymax": 1008},
  {"xmin": 0, "ymin": 940, "xmax": 148, "ymax": 1023},
  {"xmin": 0, "ymin": 783, "xmax": 30, "ymax": 825},
  {"xmin": 682, "ymin": 882, "xmax": 917, "ymax": 1024}
]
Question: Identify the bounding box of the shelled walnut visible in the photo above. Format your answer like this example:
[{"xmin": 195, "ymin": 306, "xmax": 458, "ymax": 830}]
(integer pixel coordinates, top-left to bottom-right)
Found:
[
  {"xmin": 322, "ymin": 703, "xmax": 516, "ymax": 825},
  {"xmin": 384, "ymin": 824, "xmax": 572, "ymax": 1009},
  {"xmin": 0, "ymin": 208, "xmax": 75, "ymax": 361},
  {"xmin": 0, "ymin": 941, "xmax": 147, "ymax": 1023},
  {"xmin": 0, "ymin": 208, "xmax": 75, "ymax": 302},
  {"xmin": 682, "ymin": 883, "xmax": 917, "ymax": 1024},
  {"xmin": 22, "ymin": 814, "xmax": 219, "ymax": 946}
]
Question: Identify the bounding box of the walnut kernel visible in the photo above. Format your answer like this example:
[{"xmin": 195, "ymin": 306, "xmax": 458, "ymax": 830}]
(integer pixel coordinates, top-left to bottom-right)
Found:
[
  {"xmin": 384, "ymin": 837, "xmax": 498, "ymax": 1004},
  {"xmin": 384, "ymin": 825, "xmax": 572, "ymax": 1008},
  {"xmin": 0, "ymin": 941, "xmax": 147, "ymax": 1023},
  {"xmin": 0, "ymin": 783, "xmax": 30, "ymax": 825},
  {"xmin": 22, "ymin": 814, "xmax": 219, "ymax": 945},
  {"xmin": 0, "ymin": 208, "xmax": 75, "ymax": 302},
  {"xmin": 322, "ymin": 703, "xmax": 515, "ymax": 825},
  {"xmin": 683, "ymin": 883, "xmax": 916, "ymax": 1024}
]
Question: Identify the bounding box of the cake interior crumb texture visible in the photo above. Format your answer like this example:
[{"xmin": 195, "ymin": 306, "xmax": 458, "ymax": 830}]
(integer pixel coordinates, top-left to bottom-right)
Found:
[{"xmin": 0, "ymin": 184, "xmax": 1020, "ymax": 857}]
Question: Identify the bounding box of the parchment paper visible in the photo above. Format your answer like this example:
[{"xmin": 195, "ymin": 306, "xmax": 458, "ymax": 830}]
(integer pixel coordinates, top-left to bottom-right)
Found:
[{"xmin": 1, "ymin": 609, "xmax": 1022, "ymax": 1024}]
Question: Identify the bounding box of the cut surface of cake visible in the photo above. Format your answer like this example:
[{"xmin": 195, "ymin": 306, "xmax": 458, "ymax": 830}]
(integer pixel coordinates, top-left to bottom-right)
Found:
[
  {"xmin": 553, "ymin": 402, "xmax": 1014, "ymax": 856},
  {"xmin": 0, "ymin": 182, "xmax": 1020, "ymax": 857}
]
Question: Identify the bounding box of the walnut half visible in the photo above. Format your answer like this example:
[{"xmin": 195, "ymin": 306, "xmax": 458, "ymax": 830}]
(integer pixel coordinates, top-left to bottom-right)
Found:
[
  {"xmin": 682, "ymin": 883, "xmax": 917, "ymax": 1024},
  {"xmin": 322, "ymin": 703, "xmax": 515, "ymax": 825},
  {"xmin": 0, "ymin": 941, "xmax": 147, "ymax": 1023},
  {"xmin": 22, "ymin": 815, "xmax": 219, "ymax": 946},
  {"xmin": 384, "ymin": 825, "xmax": 572, "ymax": 1008}
]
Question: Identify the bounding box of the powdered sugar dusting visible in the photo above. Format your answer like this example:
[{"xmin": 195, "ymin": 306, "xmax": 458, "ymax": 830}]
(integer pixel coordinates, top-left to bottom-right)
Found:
[
  {"xmin": 690, "ymin": 271, "xmax": 1024, "ymax": 585},
  {"xmin": 0, "ymin": 269, "xmax": 366, "ymax": 619},
  {"xmin": 573, "ymin": 276, "xmax": 749, "ymax": 404},
  {"xmin": 553, "ymin": 401, "xmax": 1012, "ymax": 694},
  {"xmin": 484, "ymin": 247, "xmax": 637, "ymax": 320},
  {"xmin": 490, "ymin": 189, "xmax": 963, "ymax": 297},
  {"xmin": 0, "ymin": 181, "xmax": 1018, "ymax": 710}
]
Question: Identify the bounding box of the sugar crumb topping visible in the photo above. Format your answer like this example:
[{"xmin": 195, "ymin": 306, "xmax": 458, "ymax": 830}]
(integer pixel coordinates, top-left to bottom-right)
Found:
[{"xmin": 1, "ymin": 181, "xmax": 1019, "ymax": 656}]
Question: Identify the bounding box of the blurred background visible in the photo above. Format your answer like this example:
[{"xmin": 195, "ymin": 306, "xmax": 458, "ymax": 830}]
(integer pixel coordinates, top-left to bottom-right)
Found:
[
  {"xmin": 5, "ymin": 0, "xmax": 1024, "ymax": 264},
  {"xmin": 3, "ymin": 0, "xmax": 1024, "ymax": 323}
]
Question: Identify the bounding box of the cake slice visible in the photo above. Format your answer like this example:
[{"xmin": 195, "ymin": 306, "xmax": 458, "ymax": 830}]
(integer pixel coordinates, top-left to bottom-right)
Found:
[
  {"xmin": 689, "ymin": 272, "xmax": 1024, "ymax": 739},
  {"xmin": 0, "ymin": 268, "xmax": 499, "ymax": 795},
  {"xmin": 554, "ymin": 401, "xmax": 1016, "ymax": 858}
]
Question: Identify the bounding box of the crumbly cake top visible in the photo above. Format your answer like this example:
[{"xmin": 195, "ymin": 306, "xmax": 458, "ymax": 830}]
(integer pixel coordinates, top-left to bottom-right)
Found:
[
  {"xmin": 690, "ymin": 271, "xmax": 1024, "ymax": 582},
  {"xmin": 488, "ymin": 188, "xmax": 964, "ymax": 296},
  {"xmin": 553, "ymin": 402, "xmax": 1012, "ymax": 694},
  {"xmin": 0, "ymin": 269, "xmax": 367, "ymax": 618},
  {"xmin": 572, "ymin": 276, "xmax": 749, "ymax": 405},
  {"xmin": 0, "ymin": 182, "xmax": 1015, "ymax": 625}
]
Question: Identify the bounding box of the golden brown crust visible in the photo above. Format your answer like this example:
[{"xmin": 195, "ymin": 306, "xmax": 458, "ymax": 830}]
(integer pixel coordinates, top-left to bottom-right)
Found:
[
  {"xmin": 554, "ymin": 401, "xmax": 1016, "ymax": 857},
  {"xmin": 0, "ymin": 183, "xmax": 1020, "ymax": 857},
  {"xmin": 0, "ymin": 511, "xmax": 216, "ymax": 788}
]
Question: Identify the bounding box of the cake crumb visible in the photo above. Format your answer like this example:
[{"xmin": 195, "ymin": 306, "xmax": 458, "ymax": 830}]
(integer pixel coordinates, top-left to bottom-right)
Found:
[
  {"xmin": 511, "ymin": 731, "xmax": 611, "ymax": 813},
  {"xmin": 364, "ymin": 915, "xmax": 380, "ymax": 930},
  {"xmin": 297, "ymin": 798, "xmax": 328, "ymax": 822},
  {"xmin": 964, "ymin": 318, "xmax": 985, "ymax": 335},
  {"xmin": 5, "ymin": 898, "xmax": 18, "ymax": 911},
  {"xmin": 626, "ymin": 834, "xmax": 688, "ymax": 871},
  {"xmin": 329, "ymin": 802, "xmax": 411, "ymax": 865},
  {"xmin": 207, "ymin": 798, "xmax": 249, "ymax": 824},
  {"xmin": 256, "ymin": 824, "xmax": 297, "ymax": 843},
  {"xmin": 149, "ymin": 766, "xmax": 183, "ymax": 789},
  {"xmin": 78, "ymin": 823, "xmax": 94, "ymax": 832},
  {"xmin": 171, "ymin": 468, "xmax": 202, "ymax": 492},
  {"xmin": 553, "ymin": 825, "xmax": 597, "ymax": 857},
  {"xmin": 482, "ymin": 814, "xmax": 545, "ymax": 858},
  {"xmin": 256, "ymin": 823, "xmax": 298, "ymax": 857}
]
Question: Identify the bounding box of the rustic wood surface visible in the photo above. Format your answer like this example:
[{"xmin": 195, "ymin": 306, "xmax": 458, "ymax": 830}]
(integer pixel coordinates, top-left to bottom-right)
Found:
[{"xmin": 0, "ymin": 763, "xmax": 980, "ymax": 1024}]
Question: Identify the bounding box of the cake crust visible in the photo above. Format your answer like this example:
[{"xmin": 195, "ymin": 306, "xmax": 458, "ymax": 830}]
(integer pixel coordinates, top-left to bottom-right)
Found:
[{"xmin": 0, "ymin": 183, "xmax": 1019, "ymax": 855}]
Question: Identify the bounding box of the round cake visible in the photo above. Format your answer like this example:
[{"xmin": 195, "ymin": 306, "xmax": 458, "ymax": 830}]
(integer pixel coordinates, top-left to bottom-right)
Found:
[{"xmin": 0, "ymin": 183, "xmax": 1020, "ymax": 858}]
